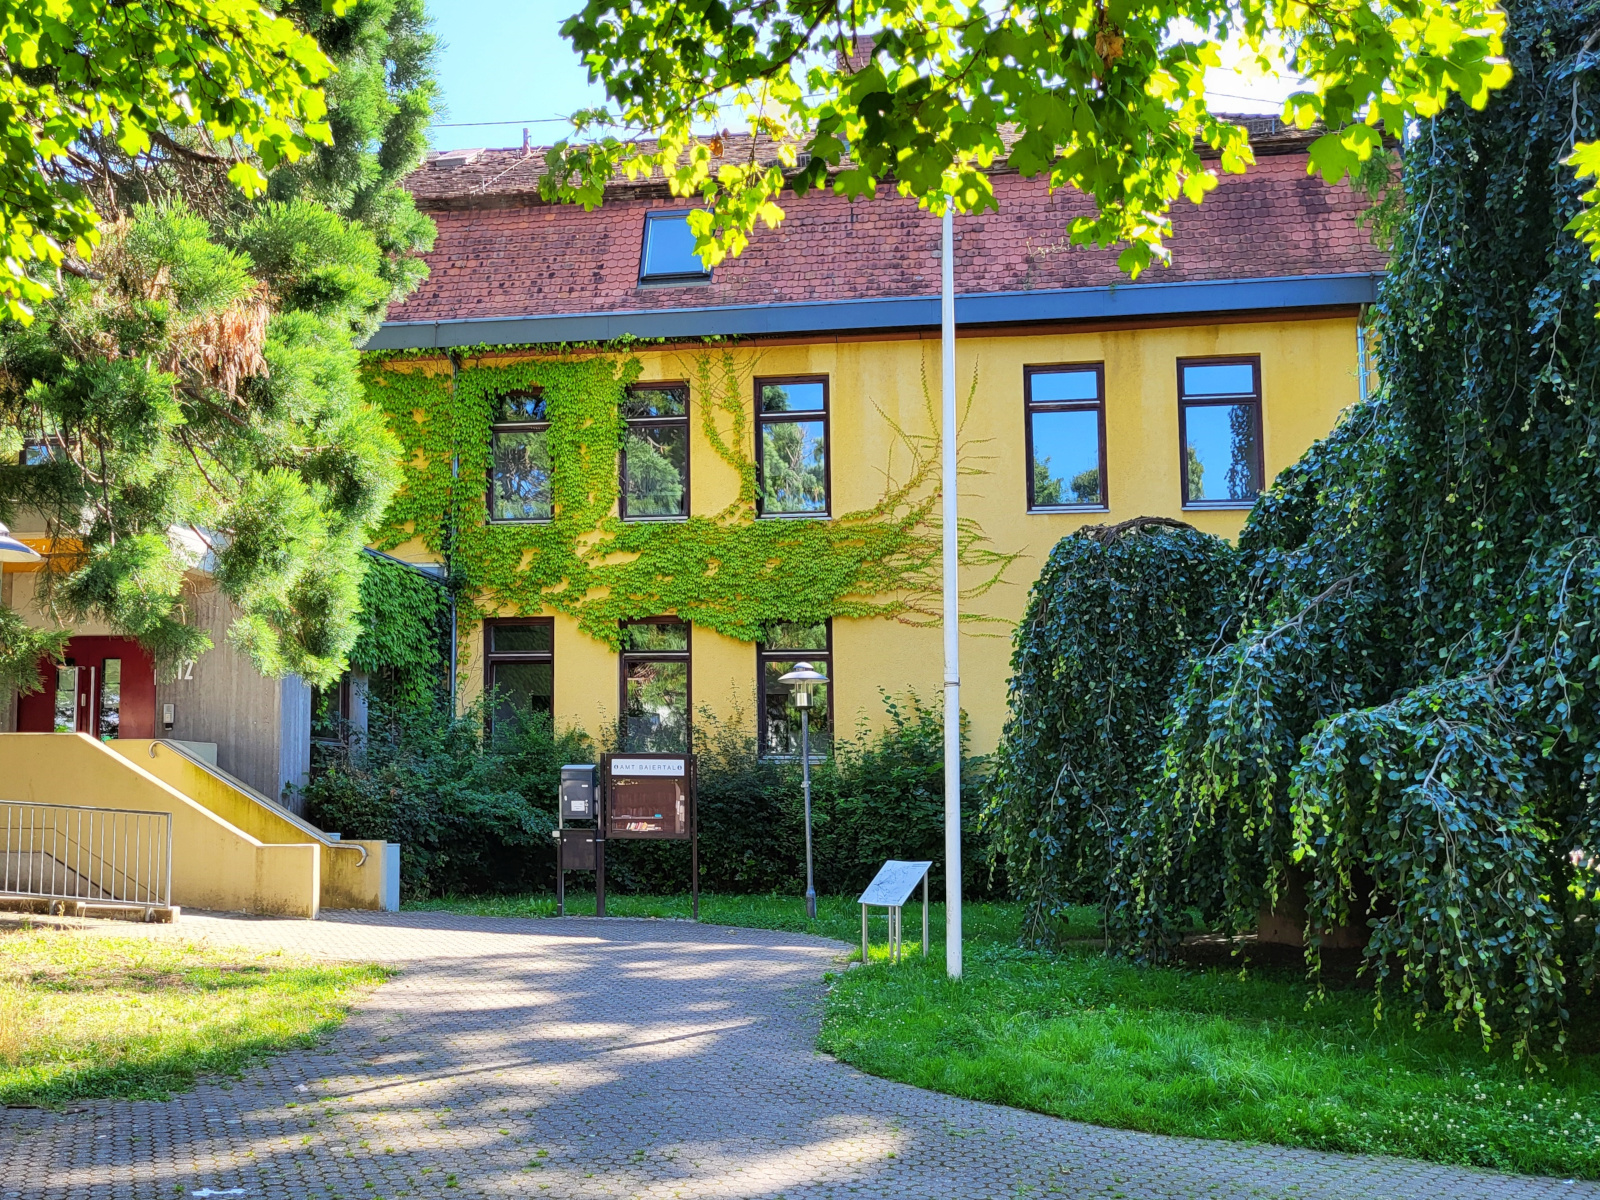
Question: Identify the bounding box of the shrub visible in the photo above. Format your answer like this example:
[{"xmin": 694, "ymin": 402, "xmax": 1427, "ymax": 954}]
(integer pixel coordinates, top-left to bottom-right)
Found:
[
  {"xmin": 302, "ymin": 699, "xmax": 590, "ymax": 898},
  {"xmin": 981, "ymin": 518, "xmax": 1238, "ymax": 940},
  {"xmin": 304, "ymin": 692, "xmax": 997, "ymax": 901}
]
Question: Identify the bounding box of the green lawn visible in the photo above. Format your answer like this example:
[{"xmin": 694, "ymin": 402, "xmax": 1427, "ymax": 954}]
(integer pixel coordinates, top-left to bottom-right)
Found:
[
  {"xmin": 0, "ymin": 924, "xmax": 388, "ymax": 1106},
  {"xmin": 411, "ymin": 890, "xmax": 1600, "ymax": 1178}
]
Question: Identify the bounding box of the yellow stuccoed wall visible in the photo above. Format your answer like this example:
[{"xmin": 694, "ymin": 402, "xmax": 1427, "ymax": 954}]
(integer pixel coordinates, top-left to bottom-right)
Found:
[{"xmin": 419, "ymin": 314, "xmax": 1362, "ymax": 752}]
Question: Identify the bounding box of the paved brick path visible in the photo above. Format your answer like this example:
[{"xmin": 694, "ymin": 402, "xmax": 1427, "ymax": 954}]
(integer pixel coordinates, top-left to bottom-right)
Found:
[{"xmin": 1, "ymin": 911, "xmax": 1593, "ymax": 1199}]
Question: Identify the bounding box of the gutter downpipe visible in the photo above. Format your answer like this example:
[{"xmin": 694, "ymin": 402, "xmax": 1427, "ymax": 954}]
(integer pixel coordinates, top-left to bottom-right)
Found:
[{"xmin": 941, "ymin": 203, "xmax": 963, "ymax": 980}]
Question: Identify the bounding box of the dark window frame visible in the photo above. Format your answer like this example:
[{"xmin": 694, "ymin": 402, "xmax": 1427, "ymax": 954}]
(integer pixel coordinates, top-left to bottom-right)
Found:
[
  {"xmin": 1023, "ymin": 362, "xmax": 1109, "ymax": 512},
  {"xmin": 620, "ymin": 382, "xmax": 691, "ymax": 521},
  {"xmin": 618, "ymin": 616, "xmax": 693, "ymax": 751},
  {"xmin": 638, "ymin": 210, "xmax": 713, "ymax": 284},
  {"xmin": 1176, "ymin": 355, "xmax": 1264, "ymax": 509},
  {"xmin": 483, "ymin": 617, "xmax": 555, "ymax": 736},
  {"xmin": 754, "ymin": 374, "xmax": 832, "ymax": 519},
  {"xmin": 756, "ymin": 619, "xmax": 833, "ymax": 760},
  {"xmin": 487, "ymin": 387, "xmax": 553, "ymax": 524}
]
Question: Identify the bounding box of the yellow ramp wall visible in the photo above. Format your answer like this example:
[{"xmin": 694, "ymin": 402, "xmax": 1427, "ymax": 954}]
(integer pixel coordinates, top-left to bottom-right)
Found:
[
  {"xmin": 0, "ymin": 733, "xmax": 319, "ymax": 917},
  {"xmin": 110, "ymin": 740, "xmax": 397, "ymax": 912}
]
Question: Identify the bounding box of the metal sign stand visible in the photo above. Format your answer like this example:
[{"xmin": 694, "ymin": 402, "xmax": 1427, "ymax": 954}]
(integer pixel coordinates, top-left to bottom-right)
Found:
[
  {"xmin": 858, "ymin": 860, "xmax": 933, "ymax": 965},
  {"xmin": 601, "ymin": 752, "xmax": 698, "ymax": 920},
  {"xmin": 554, "ymin": 765, "xmax": 601, "ymax": 917}
]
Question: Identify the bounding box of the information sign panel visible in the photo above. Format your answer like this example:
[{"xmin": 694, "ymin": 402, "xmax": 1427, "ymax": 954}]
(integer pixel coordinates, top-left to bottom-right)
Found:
[
  {"xmin": 859, "ymin": 860, "xmax": 933, "ymax": 907},
  {"xmin": 606, "ymin": 753, "xmax": 692, "ymax": 840}
]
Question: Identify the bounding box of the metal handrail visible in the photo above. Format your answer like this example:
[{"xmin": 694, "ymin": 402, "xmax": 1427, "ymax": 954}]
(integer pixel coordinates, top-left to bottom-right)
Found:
[
  {"xmin": 0, "ymin": 801, "xmax": 171, "ymax": 909},
  {"xmin": 146, "ymin": 740, "xmax": 367, "ymax": 865}
]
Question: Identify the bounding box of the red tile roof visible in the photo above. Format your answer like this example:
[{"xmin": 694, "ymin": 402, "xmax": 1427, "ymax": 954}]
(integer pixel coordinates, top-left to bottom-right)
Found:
[{"xmin": 390, "ymin": 121, "xmax": 1384, "ymax": 327}]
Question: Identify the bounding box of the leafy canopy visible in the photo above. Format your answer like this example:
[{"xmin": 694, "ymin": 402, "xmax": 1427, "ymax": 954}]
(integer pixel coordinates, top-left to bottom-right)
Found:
[
  {"xmin": 545, "ymin": 0, "xmax": 1510, "ymax": 275},
  {"xmin": 0, "ymin": 0, "xmax": 438, "ymax": 691},
  {"xmin": 0, "ymin": 0, "xmax": 347, "ymax": 319}
]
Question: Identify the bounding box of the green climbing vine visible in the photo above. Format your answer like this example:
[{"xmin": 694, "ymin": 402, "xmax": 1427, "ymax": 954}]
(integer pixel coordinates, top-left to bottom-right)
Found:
[
  {"xmin": 349, "ymin": 554, "xmax": 449, "ymax": 708},
  {"xmin": 364, "ymin": 344, "xmax": 1015, "ymax": 650}
]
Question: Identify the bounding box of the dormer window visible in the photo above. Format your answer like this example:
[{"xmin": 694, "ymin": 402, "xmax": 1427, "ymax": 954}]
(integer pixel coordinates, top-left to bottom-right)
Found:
[{"xmin": 639, "ymin": 212, "xmax": 712, "ymax": 284}]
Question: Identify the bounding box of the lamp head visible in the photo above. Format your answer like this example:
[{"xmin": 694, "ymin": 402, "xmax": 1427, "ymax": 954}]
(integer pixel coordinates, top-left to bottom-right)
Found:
[
  {"xmin": 777, "ymin": 661, "xmax": 829, "ymax": 708},
  {"xmin": 0, "ymin": 521, "xmax": 40, "ymax": 564}
]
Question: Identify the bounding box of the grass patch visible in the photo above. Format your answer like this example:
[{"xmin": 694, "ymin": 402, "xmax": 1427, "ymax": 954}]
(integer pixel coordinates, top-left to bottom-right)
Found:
[
  {"xmin": 822, "ymin": 937, "xmax": 1600, "ymax": 1179},
  {"xmin": 403, "ymin": 891, "xmax": 1087, "ymax": 947},
  {"xmin": 0, "ymin": 923, "xmax": 388, "ymax": 1107},
  {"xmin": 415, "ymin": 889, "xmax": 1600, "ymax": 1177}
]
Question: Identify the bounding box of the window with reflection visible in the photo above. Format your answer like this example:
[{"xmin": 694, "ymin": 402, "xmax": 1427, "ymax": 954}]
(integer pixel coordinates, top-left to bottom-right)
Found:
[
  {"xmin": 639, "ymin": 212, "xmax": 711, "ymax": 282},
  {"xmin": 757, "ymin": 377, "xmax": 829, "ymax": 516},
  {"xmin": 757, "ymin": 620, "xmax": 831, "ymax": 758},
  {"xmin": 484, "ymin": 619, "xmax": 554, "ymax": 738},
  {"xmin": 489, "ymin": 389, "xmax": 552, "ymax": 522},
  {"xmin": 1025, "ymin": 365, "xmax": 1106, "ymax": 510},
  {"xmin": 98, "ymin": 659, "xmax": 121, "ymax": 740},
  {"xmin": 621, "ymin": 384, "xmax": 689, "ymax": 519},
  {"xmin": 1178, "ymin": 358, "xmax": 1263, "ymax": 506},
  {"xmin": 620, "ymin": 619, "xmax": 690, "ymax": 753}
]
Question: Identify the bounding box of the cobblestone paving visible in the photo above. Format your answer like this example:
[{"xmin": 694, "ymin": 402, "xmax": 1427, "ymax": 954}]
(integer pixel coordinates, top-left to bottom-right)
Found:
[{"xmin": 1, "ymin": 910, "xmax": 1593, "ymax": 1200}]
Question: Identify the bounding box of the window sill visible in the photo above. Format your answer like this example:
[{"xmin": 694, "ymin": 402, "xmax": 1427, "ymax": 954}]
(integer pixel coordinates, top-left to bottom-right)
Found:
[
  {"xmin": 1181, "ymin": 501, "xmax": 1257, "ymax": 511},
  {"xmin": 1028, "ymin": 505, "xmax": 1110, "ymax": 515},
  {"xmin": 621, "ymin": 513, "xmax": 690, "ymax": 523},
  {"xmin": 637, "ymin": 277, "xmax": 713, "ymax": 289},
  {"xmin": 756, "ymin": 511, "xmax": 831, "ymax": 521},
  {"xmin": 487, "ymin": 517, "xmax": 554, "ymax": 525}
]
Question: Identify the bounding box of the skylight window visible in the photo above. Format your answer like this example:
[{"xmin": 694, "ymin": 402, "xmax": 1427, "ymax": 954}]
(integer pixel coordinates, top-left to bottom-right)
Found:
[{"xmin": 640, "ymin": 212, "xmax": 711, "ymax": 283}]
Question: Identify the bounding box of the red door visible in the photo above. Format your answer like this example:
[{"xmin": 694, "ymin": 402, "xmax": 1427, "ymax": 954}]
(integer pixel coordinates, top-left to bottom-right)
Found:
[{"xmin": 15, "ymin": 636, "xmax": 156, "ymax": 738}]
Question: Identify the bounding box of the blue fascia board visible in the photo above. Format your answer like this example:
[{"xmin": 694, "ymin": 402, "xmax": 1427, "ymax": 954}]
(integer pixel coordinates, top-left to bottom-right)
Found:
[{"xmin": 364, "ymin": 272, "xmax": 1379, "ymax": 351}]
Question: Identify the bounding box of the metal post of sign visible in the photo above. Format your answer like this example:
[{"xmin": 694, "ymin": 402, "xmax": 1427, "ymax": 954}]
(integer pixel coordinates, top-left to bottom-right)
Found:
[
  {"xmin": 940, "ymin": 202, "xmax": 963, "ymax": 980},
  {"xmin": 922, "ymin": 872, "xmax": 929, "ymax": 957},
  {"xmin": 595, "ymin": 770, "xmax": 606, "ymax": 919},
  {"xmin": 861, "ymin": 903, "xmax": 868, "ymax": 965},
  {"xmin": 691, "ymin": 757, "xmax": 700, "ymax": 921}
]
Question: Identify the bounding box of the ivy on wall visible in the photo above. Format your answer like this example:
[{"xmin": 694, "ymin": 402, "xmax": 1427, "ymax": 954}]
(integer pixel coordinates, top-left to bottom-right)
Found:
[
  {"xmin": 348, "ymin": 553, "xmax": 449, "ymax": 707},
  {"xmin": 364, "ymin": 346, "xmax": 1015, "ymax": 650}
]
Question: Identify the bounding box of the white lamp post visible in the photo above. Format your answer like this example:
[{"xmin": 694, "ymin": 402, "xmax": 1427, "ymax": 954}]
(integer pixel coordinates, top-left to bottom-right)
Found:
[{"xmin": 779, "ymin": 660, "xmax": 828, "ymax": 920}]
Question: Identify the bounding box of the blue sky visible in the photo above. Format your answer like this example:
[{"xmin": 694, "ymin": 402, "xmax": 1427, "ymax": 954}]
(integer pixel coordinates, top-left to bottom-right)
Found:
[
  {"xmin": 424, "ymin": 3, "xmax": 1294, "ymax": 152},
  {"xmin": 428, "ymin": 0, "xmax": 605, "ymax": 150}
]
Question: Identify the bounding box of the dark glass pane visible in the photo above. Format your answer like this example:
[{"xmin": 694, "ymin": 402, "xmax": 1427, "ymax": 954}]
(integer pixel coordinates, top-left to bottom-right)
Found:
[
  {"xmin": 760, "ymin": 419, "xmax": 827, "ymax": 513},
  {"xmin": 491, "ymin": 623, "xmax": 552, "ymax": 653},
  {"xmin": 1030, "ymin": 409, "xmax": 1102, "ymax": 506},
  {"xmin": 491, "ymin": 428, "xmax": 552, "ymax": 520},
  {"xmin": 491, "ymin": 661, "xmax": 553, "ymax": 734},
  {"xmin": 621, "ymin": 622, "xmax": 689, "ymax": 652},
  {"xmin": 1182, "ymin": 362, "xmax": 1256, "ymax": 397},
  {"xmin": 623, "ymin": 660, "xmax": 689, "ymax": 753},
  {"xmin": 761, "ymin": 659, "xmax": 831, "ymax": 757},
  {"xmin": 54, "ymin": 666, "xmax": 76, "ymax": 733},
  {"xmin": 623, "ymin": 425, "xmax": 688, "ymax": 517},
  {"xmin": 1029, "ymin": 370, "xmax": 1099, "ymax": 403},
  {"xmin": 762, "ymin": 621, "xmax": 828, "ymax": 651},
  {"xmin": 495, "ymin": 390, "xmax": 546, "ymax": 422},
  {"xmin": 1184, "ymin": 402, "xmax": 1261, "ymax": 502},
  {"xmin": 642, "ymin": 213, "xmax": 708, "ymax": 278},
  {"xmin": 760, "ymin": 382, "xmax": 825, "ymax": 413},
  {"xmin": 623, "ymin": 386, "xmax": 687, "ymax": 419},
  {"xmin": 98, "ymin": 659, "xmax": 121, "ymax": 740}
]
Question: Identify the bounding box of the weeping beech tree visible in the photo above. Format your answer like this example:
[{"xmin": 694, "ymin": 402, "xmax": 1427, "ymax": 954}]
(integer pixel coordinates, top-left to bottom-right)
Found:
[{"xmin": 990, "ymin": 0, "xmax": 1600, "ymax": 1051}]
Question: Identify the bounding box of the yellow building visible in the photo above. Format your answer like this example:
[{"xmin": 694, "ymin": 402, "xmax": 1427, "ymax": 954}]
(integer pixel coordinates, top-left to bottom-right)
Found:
[{"xmin": 369, "ymin": 119, "xmax": 1382, "ymax": 757}]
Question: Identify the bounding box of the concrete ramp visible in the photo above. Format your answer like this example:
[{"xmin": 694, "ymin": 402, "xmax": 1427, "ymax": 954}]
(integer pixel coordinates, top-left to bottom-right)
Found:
[{"xmin": 111, "ymin": 740, "xmax": 399, "ymax": 913}]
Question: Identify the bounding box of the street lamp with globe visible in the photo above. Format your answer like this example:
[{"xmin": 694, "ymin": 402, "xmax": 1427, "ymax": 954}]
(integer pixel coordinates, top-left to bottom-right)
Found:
[{"xmin": 778, "ymin": 660, "xmax": 828, "ymax": 920}]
